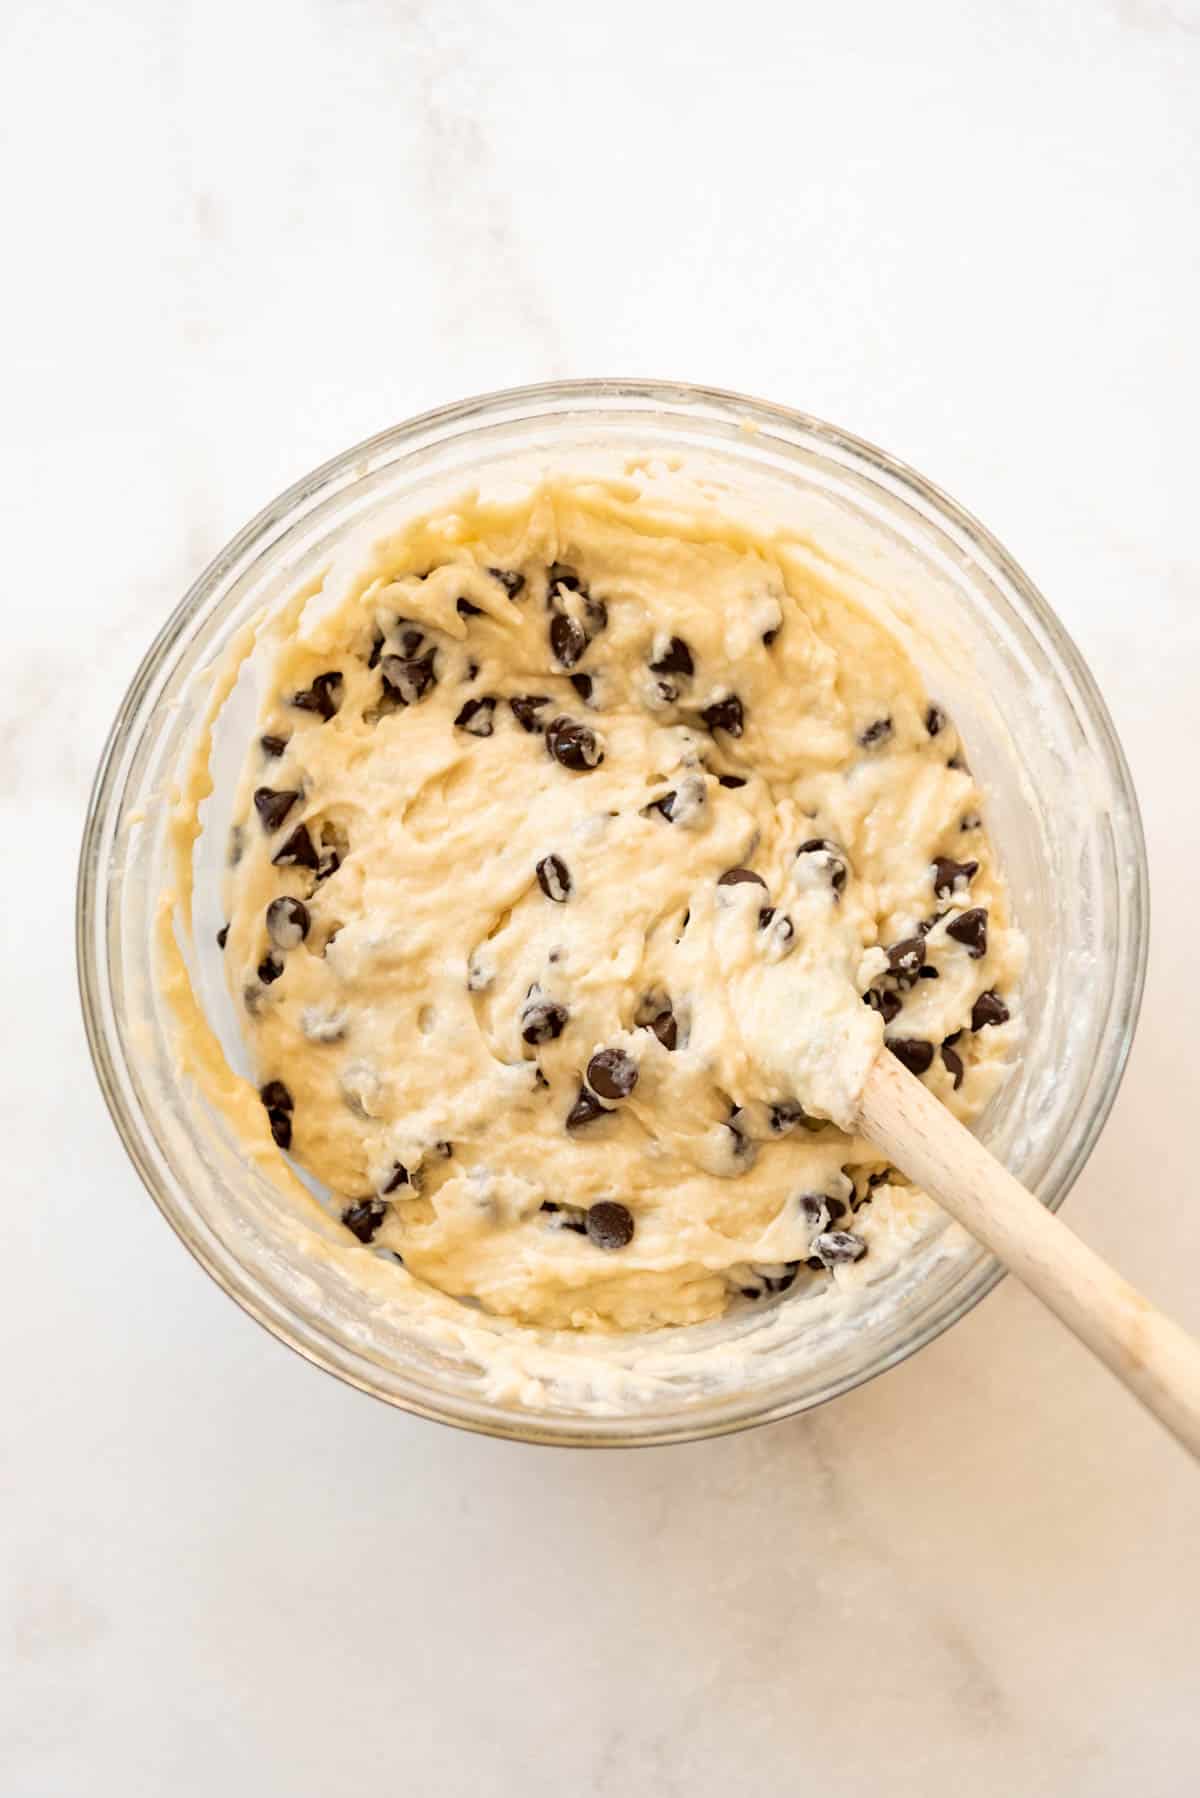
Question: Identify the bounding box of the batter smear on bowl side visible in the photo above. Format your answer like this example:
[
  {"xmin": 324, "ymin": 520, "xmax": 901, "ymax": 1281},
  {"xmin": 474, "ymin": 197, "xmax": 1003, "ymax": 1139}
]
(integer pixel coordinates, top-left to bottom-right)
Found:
[{"xmin": 217, "ymin": 472, "xmax": 1022, "ymax": 1331}]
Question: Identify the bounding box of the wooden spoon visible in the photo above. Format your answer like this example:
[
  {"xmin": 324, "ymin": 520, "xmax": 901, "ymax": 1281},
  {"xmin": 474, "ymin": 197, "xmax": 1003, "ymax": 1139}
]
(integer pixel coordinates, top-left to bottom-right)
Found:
[{"xmin": 859, "ymin": 1051, "xmax": 1200, "ymax": 1460}]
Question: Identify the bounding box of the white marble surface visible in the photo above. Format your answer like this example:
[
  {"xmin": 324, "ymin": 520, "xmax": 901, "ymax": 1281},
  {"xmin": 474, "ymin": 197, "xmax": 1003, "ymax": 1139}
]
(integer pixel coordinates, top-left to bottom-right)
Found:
[{"xmin": 3, "ymin": 1, "xmax": 1199, "ymax": 1792}]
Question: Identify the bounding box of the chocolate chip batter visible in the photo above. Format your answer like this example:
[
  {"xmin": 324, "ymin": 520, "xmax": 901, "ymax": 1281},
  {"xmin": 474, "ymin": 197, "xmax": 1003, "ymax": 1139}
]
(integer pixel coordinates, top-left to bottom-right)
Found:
[{"xmin": 218, "ymin": 473, "xmax": 1022, "ymax": 1331}]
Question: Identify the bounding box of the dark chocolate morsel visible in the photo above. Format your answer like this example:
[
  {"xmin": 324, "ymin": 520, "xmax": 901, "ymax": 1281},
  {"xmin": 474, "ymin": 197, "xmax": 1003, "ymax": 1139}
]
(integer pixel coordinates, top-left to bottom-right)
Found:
[
  {"xmin": 260, "ymin": 1079, "xmax": 293, "ymax": 1113},
  {"xmin": 649, "ymin": 1008, "xmax": 677, "ymax": 1051},
  {"xmin": 509, "ymin": 694, "xmax": 551, "ymax": 733},
  {"xmin": 454, "ymin": 696, "xmax": 496, "ymax": 736},
  {"xmin": 797, "ymin": 838, "xmax": 848, "ymax": 893},
  {"xmin": 522, "ymin": 997, "xmax": 569, "ymax": 1045},
  {"xmin": 569, "ymin": 672, "xmax": 594, "ymax": 703},
  {"xmin": 811, "ymin": 1230, "xmax": 867, "ymax": 1267},
  {"xmin": 381, "ymin": 650, "xmax": 437, "ymax": 705},
  {"xmin": 272, "ymin": 824, "xmax": 319, "ymax": 870},
  {"xmin": 887, "ymin": 1038, "xmax": 934, "ymax": 1076},
  {"xmin": 586, "ymin": 1200, "xmax": 635, "ymax": 1249},
  {"xmin": 932, "ymin": 856, "xmax": 979, "ymax": 897},
  {"xmin": 946, "ymin": 907, "xmax": 988, "ymax": 958},
  {"xmin": 566, "ymin": 1086, "xmax": 609, "ymax": 1129},
  {"xmin": 586, "ymin": 1048, "xmax": 638, "ymax": 1101},
  {"xmin": 545, "ymin": 715, "xmax": 603, "ymax": 771},
  {"xmin": 260, "ymin": 734, "xmax": 289, "ymax": 758},
  {"xmin": 860, "ymin": 717, "xmax": 893, "ymax": 748},
  {"xmin": 941, "ymin": 1041, "xmax": 965, "ymax": 1090},
  {"xmin": 265, "ymin": 1107, "xmax": 292, "ymax": 1150},
  {"xmin": 717, "ymin": 774, "xmax": 747, "ymax": 789},
  {"xmin": 971, "ymin": 989, "xmax": 1010, "ymax": 1030},
  {"xmin": 256, "ymin": 953, "xmax": 285, "ymax": 985},
  {"xmin": 649, "ymin": 636, "xmax": 694, "ymax": 678},
  {"xmin": 700, "ymin": 694, "xmax": 745, "ymax": 737},
  {"xmin": 253, "ymin": 786, "xmax": 301, "ymax": 833},
  {"xmin": 547, "ymin": 561, "xmax": 582, "ymax": 593},
  {"xmin": 342, "ymin": 1200, "xmax": 386, "ymax": 1244},
  {"xmin": 718, "ymin": 867, "xmax": 767, "ymax": 889},
  {"xmin": 489, "ymin": 567, "xmax": 525, "ymax": 598},
  {"xmin": 536, "ymin": 854, "xmax": 572, "ymax": 902},
  {"xmin": 864, "ymin": 987, "xmax": 903, "ymax": 1025},
  {"xmin": 886, "ymin": 937, "xmax": 927, "ymax": 981},
  {"xmin": 266, "ymin": 896, "xmax": 310, "ymax": 948},
  {"xmin": 550, "ymin": 612, "xmax": 588, "ymax": 668},
  {"xmin": 291, "ymin": 671, "xmax": 344, "ymax": 720},
  {"xmin": 216, "ymin": 924, "xmax": 229, "ymax": 949}
]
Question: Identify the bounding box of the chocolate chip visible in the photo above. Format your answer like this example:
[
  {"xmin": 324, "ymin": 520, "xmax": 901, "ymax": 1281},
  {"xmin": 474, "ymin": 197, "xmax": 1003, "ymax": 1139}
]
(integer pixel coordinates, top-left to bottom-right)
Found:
[
  {"xmin": 720, "ymin": 867, "xmax": 767, "ymax": 891},
  {"xmin": 259, "ymin": 1080, "xmax": 293, "ymax": 1151},
  {"xmin": 254, "ymin": 787, "xmax": 301, "ymax": 833},
  {"xmin": 811, "ymin": 1230, "xmax": 867, "ymax": 1267},
  {"xmin": 860, "ymin": 717, "xmax": 892, "ymax": 748},
  {"xmin": 586, "ymin": 1200, "xmax": 634, "ymax": 1249},
  {"xmin": 381, "ymin": 650, "xmax": 437, "ymax": 705},
  {"xmin": 547, "ymin": 561, "xmax": 582, "ymax": 593},
  {"xmin": 260, "ymin": 734, "xmax": 289, "ymax": 758},
  {"xmin": 971, "ymin": 989, "xmax": 1010, "ymax": 1030},
  {"xmin": 509, "ymin": 694, "xmax": 551, "ymax": 733},
  {"xmin": 536, "ymin": 854, "xmax": 572, "ymax": 902},
  {"xmin": 569, "ymin": 673, "xmax": 594, "ymax": 703},
  {"xmin": 545, "ymin": 715, "xmax": 603, "ymax": 771},
  {"xmin": 932, "ymin": 856, "xmax": 979, "ymax": 897},
  {"xmin": 550, "ymin": 612, "xmax": 588, "ymax": 668},
  {"xmin": 864, "ymin": 987, "xmax": 903, "ymax": 1025},
  {"xmin": 917, "ymin": 965, "xmax": 940, "ymax": 979},
  {"xmin": 941, "ymin": 1041, "xmax": 965, "ymax": 1090},
  {"xmin": 454, "ymin": 696, "xmax": 496, "ymax": 736},
  {"xmin": 887, "ymin": 1038, "xmax": 934, "ymax": 1076},
  {"xmin": 700, "ymin": 694, "xmax": 744, "ymax": 737},
  {"xmin": 342, "ymin": 1200, "xmax": 386, "ymax": 1244},
  {"xmin": 648, "ymin": 1008, "xmax": 677, "ymax": 1051},
  {"xmin": 717, "ymin": 774, "xmax": 747, "ymax": 789},
  {"xmin": 586, "ymin": 1048, "xmax": 638, "ymax": 1101},
  {"xmin": 456, "ymin": 598, "xmax": 482, "ymax": 617},
  {"xmin": 886, "ymin": 937, "xmax": 927, "ymax": 981},
  {"xmin": 265, "ymin": 896, "xmax": 310, "ymax": 949},
  {"xmin": 796, "ymin": 838, "xmax": 849, "ymax": 894},
  {"xmin": 291, "ymin": 671, "xmax": 344, "ymax": 720},
  {"xmin": 797, "ymin": 1193, "xmax": 830, "ymax": 1229},
  {"xmin": 489, "ymin": 567, "xmax": 525, "ymax": 598},
  {"xmin": 649, "ymin": 636, "xmax": 694, "ymax": 678},
  {"xmin": 946, "ymin": 907, "xmax": 988, "ymax": 958},
  {"xmin": 567, "ymin": 1086, "xmax": 609, "ymax": 1129},
  {"xmin": 925, "ymin": 705, "xmax": 946, "ymax": 737},
  {"xmin": 216, "ymin": 924, "xmax": 229, "ymax": 949},
  {"xmin": 256, "ymin": 952, "xmax": 285, "ymax": 985},
  {"xmin": 522, "ymin": 997, "xmax": 569, "ymax": 1044},
  {"xmin": 366, "ymin": 630, "xmax": 385, "ymax": 669},
  {"xmin": 272, "ymin": 824, "xmax": 319, "ymax": 870},
  {"xmin": 383, "ymin": 1163, "xmax": 409, "ymax": 1194},
  {"xmin": 826, "ymin": 1196, "xmax": 847, "ymax": 1223}
]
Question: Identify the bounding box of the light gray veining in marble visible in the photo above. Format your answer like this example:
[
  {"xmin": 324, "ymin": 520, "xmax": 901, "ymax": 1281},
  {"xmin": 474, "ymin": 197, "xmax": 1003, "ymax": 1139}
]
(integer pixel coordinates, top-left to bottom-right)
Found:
[{"xmin": 2, "ymin": 1, "xmax": 1198, "ymax": 1793}]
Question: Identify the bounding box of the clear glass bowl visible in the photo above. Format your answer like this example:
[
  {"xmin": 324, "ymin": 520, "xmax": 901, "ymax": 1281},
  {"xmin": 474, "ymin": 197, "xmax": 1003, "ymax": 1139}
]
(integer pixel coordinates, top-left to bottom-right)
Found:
[{"xmin": 77, "ymin": 380, "xmax": 1148, "ymax": 1446}]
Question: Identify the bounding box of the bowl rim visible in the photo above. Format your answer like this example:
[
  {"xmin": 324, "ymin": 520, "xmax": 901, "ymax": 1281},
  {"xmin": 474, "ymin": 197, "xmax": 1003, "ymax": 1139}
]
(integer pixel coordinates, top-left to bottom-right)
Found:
[{"xmin": 76, "ymin": 376, "xmax": 1150, "ymax": 1447}]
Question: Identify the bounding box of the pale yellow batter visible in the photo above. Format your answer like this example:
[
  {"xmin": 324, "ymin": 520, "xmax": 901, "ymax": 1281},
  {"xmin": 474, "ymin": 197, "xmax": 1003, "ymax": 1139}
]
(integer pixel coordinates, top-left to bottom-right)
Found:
[{"xmin": 218, "ymin": 474, "xmax": 1021, "ymax": 1332}]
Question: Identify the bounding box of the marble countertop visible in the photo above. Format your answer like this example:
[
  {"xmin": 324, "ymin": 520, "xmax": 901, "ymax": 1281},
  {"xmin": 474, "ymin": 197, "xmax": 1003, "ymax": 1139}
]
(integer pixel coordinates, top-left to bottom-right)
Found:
[{"xmin": 4, "ymin": 1, "xmax": 1198, "ymax": 1792}]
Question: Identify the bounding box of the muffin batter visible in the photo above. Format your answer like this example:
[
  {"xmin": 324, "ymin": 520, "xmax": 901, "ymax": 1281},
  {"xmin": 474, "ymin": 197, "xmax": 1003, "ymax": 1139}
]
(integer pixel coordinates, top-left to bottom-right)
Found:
[{"xmin": 218, "ymin": 472, "xmax": 1021, "ymax": 1332}]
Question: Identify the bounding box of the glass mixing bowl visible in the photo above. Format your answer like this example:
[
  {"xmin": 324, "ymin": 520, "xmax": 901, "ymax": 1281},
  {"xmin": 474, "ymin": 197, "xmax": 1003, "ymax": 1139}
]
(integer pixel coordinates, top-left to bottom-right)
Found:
[{"xmin": 76, "ymin": 380, "xmax": 1148, "ymax": 1445}]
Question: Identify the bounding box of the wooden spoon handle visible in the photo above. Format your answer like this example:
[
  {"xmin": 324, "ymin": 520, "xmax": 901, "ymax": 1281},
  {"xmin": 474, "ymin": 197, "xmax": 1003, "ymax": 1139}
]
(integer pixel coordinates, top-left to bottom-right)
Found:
[{"xmin": 858, "ymin": 1051, "xmax": 1200, "ymax": 1460}]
